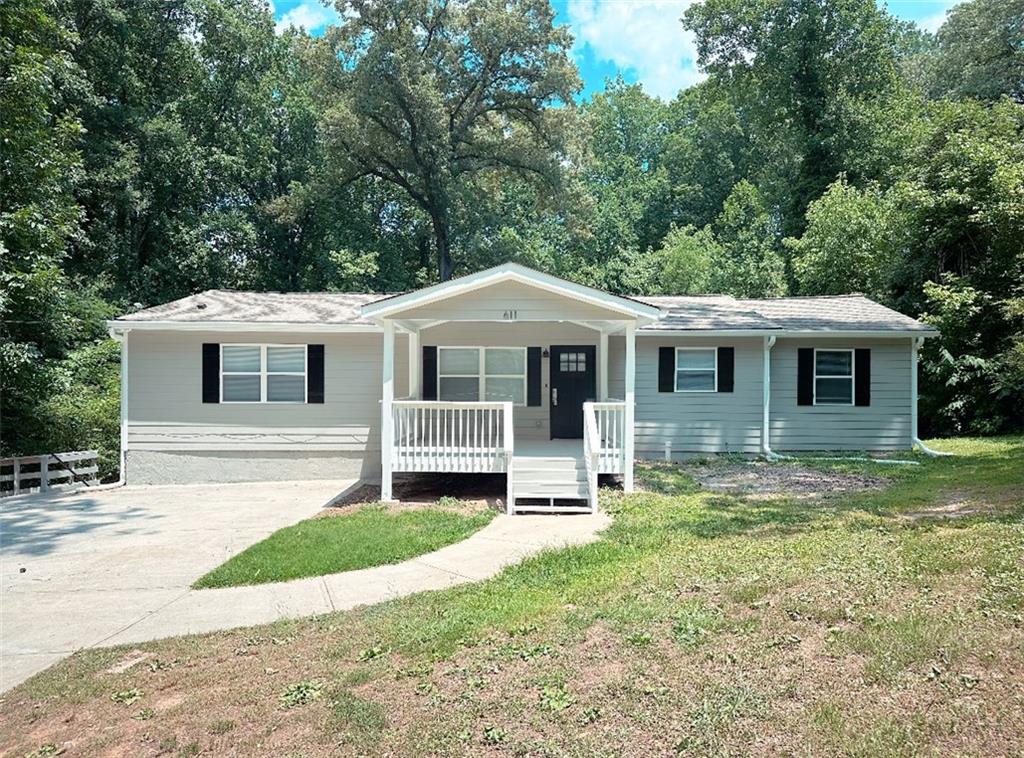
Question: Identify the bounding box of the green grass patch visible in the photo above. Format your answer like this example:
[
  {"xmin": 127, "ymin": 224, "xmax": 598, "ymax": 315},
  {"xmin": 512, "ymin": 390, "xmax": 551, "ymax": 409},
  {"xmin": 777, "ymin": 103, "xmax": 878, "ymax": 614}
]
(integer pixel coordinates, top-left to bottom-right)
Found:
[{"xmin": 193, "ymin": 505, "xmax": 495, "ymax": 588}]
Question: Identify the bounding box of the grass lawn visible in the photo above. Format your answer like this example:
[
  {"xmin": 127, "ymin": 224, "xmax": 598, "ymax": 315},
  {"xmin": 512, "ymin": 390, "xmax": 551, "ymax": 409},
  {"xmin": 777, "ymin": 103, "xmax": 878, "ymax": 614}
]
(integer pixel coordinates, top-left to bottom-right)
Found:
[
  {"xmin": 193, "ymin": 503, "xmax": 496, "ymax": 588},
  {"xmin": 3, "ymin": 437, "xmax": 1022, "ymax": 757}
]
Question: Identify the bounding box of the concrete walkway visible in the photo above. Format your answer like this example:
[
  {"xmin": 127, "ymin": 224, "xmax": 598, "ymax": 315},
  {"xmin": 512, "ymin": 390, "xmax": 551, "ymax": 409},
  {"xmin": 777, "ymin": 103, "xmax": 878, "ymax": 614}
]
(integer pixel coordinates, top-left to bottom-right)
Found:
[
  {"xmin": 101, "ymin": 512, "xmax": 609, "ymax": 648},
  {"xmin": 1, "ymin": 481, "xmax": 608, "ymax": 692}
]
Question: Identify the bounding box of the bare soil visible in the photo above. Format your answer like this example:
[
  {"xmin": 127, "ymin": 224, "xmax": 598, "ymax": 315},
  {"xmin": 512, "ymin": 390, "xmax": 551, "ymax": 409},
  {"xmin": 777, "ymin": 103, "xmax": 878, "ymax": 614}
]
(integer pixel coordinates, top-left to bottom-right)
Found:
[{"xmin": 679, "ymin": 460, "xmax": 891, "ymax": 500}]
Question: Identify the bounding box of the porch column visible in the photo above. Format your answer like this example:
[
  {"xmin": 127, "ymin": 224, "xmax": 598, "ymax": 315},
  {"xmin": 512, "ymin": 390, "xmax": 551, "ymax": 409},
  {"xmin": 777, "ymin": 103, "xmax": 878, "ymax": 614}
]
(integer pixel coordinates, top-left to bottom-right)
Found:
[
  {"xmin": 381, "ymin": 319, "xmax": 395, "ymax": 501},
  {"xmin": 624, "ymin": 322, "xmax": 635, "ymax": 492},
  {"xmin": 599, "ymin": 329, "xmax": 609, "ymax": 401},
  {"xmin": 408, "ymin": 329, "xmax": 420, "ymax": 399}
]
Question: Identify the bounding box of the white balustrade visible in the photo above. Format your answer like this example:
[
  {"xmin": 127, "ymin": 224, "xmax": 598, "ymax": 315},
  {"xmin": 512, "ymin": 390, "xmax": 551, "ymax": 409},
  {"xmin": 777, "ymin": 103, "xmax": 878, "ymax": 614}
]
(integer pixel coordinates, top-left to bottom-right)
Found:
[
  {"xmin": 391, "ymin": 401, "xmax": 514, "ymax": 473},
  {"xmin": 587, "ymin": 401, "xmax": 627, "ymax": 474}
]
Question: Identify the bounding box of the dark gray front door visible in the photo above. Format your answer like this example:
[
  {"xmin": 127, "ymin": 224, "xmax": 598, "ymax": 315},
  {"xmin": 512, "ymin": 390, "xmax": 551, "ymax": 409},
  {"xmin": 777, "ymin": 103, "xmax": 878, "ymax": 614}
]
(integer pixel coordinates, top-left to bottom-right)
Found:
[{"xmin": 549, "ymin": 345, "xmax": 597, "ymax": 439}]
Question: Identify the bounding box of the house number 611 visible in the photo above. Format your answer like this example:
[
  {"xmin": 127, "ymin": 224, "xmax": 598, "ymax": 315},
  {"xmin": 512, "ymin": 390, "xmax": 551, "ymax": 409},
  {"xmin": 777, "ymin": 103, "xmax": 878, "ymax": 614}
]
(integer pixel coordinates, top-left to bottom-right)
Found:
[{"xmin": 502, "ymin": 309, "xmax": 518, "ymax": 321}]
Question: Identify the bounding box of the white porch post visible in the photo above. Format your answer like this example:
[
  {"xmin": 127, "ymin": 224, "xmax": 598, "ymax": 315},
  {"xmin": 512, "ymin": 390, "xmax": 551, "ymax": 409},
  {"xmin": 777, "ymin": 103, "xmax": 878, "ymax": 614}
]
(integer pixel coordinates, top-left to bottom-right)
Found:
[
  {"xmin": 599, "ymin": 329, "xmax": 609, "ymax": 401},
  {"xmin": 624, "ymin": 322, "xmax": 635, "ymax": 492},
  {"xmin": 381, "ymin": 319, "xmax": 395, "ymax": 500},
  {"xmin": 408, "ymin": 329, "xmax": 420, "ymax": 399}
]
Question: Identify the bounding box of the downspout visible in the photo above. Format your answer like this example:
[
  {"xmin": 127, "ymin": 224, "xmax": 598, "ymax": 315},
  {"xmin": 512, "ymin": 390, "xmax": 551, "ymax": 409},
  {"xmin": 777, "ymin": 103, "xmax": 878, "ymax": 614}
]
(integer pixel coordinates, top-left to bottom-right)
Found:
[
  {"xmin": 100, "ymin": 326, "xmax": 130, "ymax": 488},
  {"xmin": 761, "ymin": 335, "xmax": 788, "ymax": 460},
  {"xmin": 910, "ymin": 336, "xmax": 953, "ymax": 457}
]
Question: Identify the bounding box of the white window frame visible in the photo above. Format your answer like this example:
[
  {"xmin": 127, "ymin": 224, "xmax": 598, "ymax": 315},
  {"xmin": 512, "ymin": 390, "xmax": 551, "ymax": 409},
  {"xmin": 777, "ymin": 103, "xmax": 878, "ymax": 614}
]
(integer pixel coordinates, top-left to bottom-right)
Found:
[
  {"xmin": 813, "ymin": 348, "xmax": 854, "ymax": 406},
  {"xmin": 221, "ymin": 343, "xmax": 307, "ymax": 404},
  {"xmin": 437, "ymin": 346, "xmax": 528, "ymax": 406},
  {"xmin": 674, "ymin": 347, "xmax": 718, "ymax": 393}
]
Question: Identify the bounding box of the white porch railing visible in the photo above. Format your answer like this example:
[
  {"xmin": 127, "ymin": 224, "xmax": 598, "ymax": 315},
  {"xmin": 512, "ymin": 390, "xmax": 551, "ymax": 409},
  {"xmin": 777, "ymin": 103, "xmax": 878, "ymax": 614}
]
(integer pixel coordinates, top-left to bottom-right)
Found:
[
  {"xmin": 391, "ymin": 401, "xmax": 514, "ymax": 473},
  {"xmin": 587, "ymin": 401, "xmax": 627, "ymax": 474},
  {"xmin": 583, "ymin": 405, "xmax": 600, "ymax": 512}
]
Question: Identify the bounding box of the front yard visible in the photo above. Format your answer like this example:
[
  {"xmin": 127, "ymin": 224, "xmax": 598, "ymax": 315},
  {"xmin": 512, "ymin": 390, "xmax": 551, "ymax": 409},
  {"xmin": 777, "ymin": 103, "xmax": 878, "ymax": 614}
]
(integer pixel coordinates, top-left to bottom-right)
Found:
[{"xmin": 3, "ymin": 437, "xmax": 1022, "ymax": 756}]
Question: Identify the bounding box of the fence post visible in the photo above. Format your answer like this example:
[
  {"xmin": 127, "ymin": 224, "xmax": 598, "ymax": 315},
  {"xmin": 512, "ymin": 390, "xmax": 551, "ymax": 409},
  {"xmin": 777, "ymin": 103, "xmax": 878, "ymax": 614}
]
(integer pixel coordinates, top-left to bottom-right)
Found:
[
  {"xmin": 13, "ymin": 457, "xmax": 21, "ymax": 495},
  {"xmin": 40, "ymin": 457, "xmax": 49, "ymax": 493}
]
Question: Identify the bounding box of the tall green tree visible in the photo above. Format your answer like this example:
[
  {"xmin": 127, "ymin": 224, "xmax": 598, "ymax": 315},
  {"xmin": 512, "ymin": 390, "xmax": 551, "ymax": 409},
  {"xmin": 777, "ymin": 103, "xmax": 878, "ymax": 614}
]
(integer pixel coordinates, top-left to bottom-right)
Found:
[
  {"xmin": 927, "ymin": 0, "xmax": 1024, "ymax": 103},
  {"xmin": 683, "ymin": 0, "xmax": 906, "ymax": 237},
  {"xmin": 320, "ymin": 0, "xmax": 580, "ymax": 281}
]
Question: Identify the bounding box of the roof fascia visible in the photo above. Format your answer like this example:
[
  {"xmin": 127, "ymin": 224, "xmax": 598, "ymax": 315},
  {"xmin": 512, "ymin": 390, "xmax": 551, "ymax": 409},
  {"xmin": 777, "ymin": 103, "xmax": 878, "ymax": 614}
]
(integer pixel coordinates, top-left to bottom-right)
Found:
[{"xmin": 106, "ymin": 320, "xmax": 381, "ymax": 333}]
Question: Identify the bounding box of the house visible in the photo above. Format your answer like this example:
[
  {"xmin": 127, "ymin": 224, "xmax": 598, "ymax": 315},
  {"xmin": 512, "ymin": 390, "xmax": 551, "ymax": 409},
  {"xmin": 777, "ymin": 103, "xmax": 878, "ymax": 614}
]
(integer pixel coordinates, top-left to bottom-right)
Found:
[{"xmin": 106, "ymin": 263, "xmax": 936, "ymax": 513}]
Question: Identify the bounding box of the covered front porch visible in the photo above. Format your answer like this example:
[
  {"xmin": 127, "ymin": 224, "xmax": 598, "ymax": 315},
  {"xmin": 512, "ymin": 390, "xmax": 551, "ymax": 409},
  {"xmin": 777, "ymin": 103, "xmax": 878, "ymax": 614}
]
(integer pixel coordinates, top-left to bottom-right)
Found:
[{"xmin": 360, "ymin": 264, "xmax": 661, "ymax": 513}]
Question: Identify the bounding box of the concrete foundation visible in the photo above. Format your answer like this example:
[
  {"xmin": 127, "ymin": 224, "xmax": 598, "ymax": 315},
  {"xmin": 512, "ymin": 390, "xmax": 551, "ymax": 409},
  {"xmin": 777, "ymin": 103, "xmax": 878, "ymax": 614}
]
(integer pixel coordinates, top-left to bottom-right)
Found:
[{"xmin": 126, "ymin": 450, "xmax": 378, "ymax": 486}]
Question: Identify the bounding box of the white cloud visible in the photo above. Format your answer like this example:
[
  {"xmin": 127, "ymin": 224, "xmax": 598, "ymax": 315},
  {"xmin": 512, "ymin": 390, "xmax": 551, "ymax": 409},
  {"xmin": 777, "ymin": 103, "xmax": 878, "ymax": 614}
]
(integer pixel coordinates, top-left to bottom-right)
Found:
[
  {"xmin": 566, "ymin": 0, "xmax": 704, "ymax": 100},
  {"xmin": 275, "ymin": 1, "xmax": 340, "ymax": 34}
]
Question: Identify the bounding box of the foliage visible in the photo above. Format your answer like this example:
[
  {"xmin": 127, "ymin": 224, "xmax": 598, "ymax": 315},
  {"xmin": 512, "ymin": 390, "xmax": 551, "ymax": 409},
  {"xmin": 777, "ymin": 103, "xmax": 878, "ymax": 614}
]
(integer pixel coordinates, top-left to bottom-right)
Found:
[{"xmin": 2, "ymin": 0, "xmax": 1023, "ymax": 465}]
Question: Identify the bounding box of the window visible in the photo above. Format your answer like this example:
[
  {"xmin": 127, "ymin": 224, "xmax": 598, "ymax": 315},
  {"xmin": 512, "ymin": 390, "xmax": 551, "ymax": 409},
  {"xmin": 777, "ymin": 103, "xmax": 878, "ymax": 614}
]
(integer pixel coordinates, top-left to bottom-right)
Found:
[
  {"xmin": 221, "ymin": 344, "xmax": 306, "ymax": 403},
  {"xmin": 559, "ymin": 351, "xmax": 587, "ymax": 373},
  {"xmin": 675, "ymin": 348, "xmax": 717, "ymax": 392},
  {"xmin": 438, "ymin": 347, "xmax": 526, "ymax": 405},
  {"xmin": 814, "ymin": 349, "xmax": 854, "ymax": 405}
]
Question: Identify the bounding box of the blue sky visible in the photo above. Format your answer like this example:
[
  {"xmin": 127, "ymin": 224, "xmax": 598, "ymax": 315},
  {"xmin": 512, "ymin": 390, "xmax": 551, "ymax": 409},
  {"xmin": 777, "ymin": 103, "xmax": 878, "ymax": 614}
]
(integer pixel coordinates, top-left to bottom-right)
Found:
[{"xmin": 272, "ymin": 0, "xmax": 960, "ymax": 101}]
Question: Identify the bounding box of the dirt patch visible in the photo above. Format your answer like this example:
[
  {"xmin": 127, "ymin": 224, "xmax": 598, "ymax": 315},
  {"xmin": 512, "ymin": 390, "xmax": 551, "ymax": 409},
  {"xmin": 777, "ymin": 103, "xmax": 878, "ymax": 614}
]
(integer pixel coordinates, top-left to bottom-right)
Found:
[
  {"xmin": 901, "ymin": 489, "xmax": 1004, "ymax": 521},
  {"xmin": 321, "ymin": 473, "xmax": 506, "ymax": 515},
  {"xmin": 680, "ymin": 461, "xmax": 890, "ymax": 500}
]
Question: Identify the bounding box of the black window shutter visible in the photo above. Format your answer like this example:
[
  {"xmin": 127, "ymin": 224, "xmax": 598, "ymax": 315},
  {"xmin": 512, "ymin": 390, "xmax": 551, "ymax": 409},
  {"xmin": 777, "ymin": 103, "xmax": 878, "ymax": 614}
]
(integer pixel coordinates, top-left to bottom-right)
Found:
[
  {"xmin": 855, "ymin": 348, "xmax": 871, "ymax": 406},
  {"xmin": 307, "ymin": 344, "xmax": 325, "ymax": 404},
  {"xmin": 717, "ymin": 347, "xmax": 735, "ymax": 392},
  {"xmin": 527, "ymin": 347, "xmax": 542, "ymax": 406},
  {"xmin": 422, "ymin": 346, "xmax": 437, "ymax": 400},
  {"xmin": 658, "ymin": 347, "xmax": 675, "ymax": 392},
  {"xmin": 797, "ymin": 348, "xmax": 814, "ymax": 406},
  {"xmin": 202, "ymin": 343, "xmax": 220, "ymax": 403}
]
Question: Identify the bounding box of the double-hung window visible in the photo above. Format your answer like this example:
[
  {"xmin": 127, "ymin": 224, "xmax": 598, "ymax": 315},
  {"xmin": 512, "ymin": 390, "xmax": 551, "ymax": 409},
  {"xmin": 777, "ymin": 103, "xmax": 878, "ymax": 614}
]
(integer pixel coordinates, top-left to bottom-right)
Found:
[
  {"xmin": 438, "ymin": 347, "xmax": 526, "ymax": 405},
  {"xmin": 814, "ymin": 349, "xmax": 854, "ymax": 405},
  {"xmin": 221, "ymin": 344, "xmax": 306, "ymax": 403},
  {"xmin": 675, "ymin": 348, "xmax": 717, "ymax": 392}
]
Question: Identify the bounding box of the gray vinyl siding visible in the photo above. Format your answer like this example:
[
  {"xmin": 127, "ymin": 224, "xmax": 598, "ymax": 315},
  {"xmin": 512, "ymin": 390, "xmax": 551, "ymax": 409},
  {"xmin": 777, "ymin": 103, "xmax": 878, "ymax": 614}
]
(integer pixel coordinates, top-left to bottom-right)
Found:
[
  {"xmin": 769, "ymin": 338, "xmax": 912, "ymax": 451},
  {"xmin": 420, "ymin": 321, "xmax": 603, "ymax": 440},
  {"xmin": 126, "ymin": 330, "xmax": 408, "ymax": 459},
  {"xmin": 610, "ymin": 336, "xmax": 765, "ymax": 455}
]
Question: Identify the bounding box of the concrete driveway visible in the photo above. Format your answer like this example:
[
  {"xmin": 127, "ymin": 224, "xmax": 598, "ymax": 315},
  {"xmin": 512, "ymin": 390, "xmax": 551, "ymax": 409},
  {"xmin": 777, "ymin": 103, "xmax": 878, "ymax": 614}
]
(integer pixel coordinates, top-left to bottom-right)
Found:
[{"xmin": 0, "ymin": 480, "xmax": 349, "ymax": 691}]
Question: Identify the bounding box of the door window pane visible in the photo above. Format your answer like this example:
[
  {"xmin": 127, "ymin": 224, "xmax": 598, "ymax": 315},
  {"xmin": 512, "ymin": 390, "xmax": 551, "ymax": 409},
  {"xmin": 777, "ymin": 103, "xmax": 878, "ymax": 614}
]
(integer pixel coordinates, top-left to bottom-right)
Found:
[
  {"xmin": 439, "ymin": 348, "xmax": 479, "ymax": 374},
  {"xmin": 485, "ymin": 377, "xmax": 525, "ymax": 404},
  {"xmin": 485, "ymin": 348, "xmax": 524, "ymax": 375},
  {"xmin": 267, "ymin": 374, "xmax": 305, "ymax": 402},
  {"xmin": 222, "ymin": 345, "xmax": 261, "ymax": 372},
  {"xmin": 223, "ymin": 374, "xmax": 261, "ymax": 402},
  {"xmin": 267, "ymin": 346, "xmax": 305, "ymax": 372},
  {"xmin": 439, "ymin": 376, "xmax": 479, "ymax": 401}
]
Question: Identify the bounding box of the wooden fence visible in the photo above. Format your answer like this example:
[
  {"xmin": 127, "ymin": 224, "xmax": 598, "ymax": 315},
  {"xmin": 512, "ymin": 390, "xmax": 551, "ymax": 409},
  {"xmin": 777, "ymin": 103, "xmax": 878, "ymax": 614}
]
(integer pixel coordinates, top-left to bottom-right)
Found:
[{"xmin": 0, "ymin": 450, "xmax": 100, "ymax": 498}]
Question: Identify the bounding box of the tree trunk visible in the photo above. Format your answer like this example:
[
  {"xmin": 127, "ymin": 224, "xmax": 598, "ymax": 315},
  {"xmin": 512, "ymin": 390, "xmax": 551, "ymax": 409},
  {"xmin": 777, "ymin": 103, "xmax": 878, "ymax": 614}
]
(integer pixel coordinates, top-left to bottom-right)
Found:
[{"xmin": 431, "ymin": 212, "xmax": 454, "ymax": 281}]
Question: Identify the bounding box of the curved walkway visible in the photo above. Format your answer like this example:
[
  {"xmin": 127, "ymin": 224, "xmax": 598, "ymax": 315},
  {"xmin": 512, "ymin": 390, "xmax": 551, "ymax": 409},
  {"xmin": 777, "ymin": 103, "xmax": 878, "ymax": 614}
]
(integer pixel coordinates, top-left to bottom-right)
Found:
[
  {"xmin": 1, "ymin": 480, "xmax": 608, "ymax": 691},
  {"xmin": 101, "ymin": 511, "xmax": 610, "ymax": 648}
]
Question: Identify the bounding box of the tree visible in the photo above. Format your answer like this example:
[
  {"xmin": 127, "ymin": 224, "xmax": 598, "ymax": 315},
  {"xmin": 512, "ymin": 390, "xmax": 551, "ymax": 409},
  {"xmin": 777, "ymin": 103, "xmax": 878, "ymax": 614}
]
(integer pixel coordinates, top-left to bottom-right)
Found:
[
  {"xmin": 683, "ymin": 0, "xmax": 906, "ymax": 237},
  {"xmin": 320, "ymin": 0, "xmax": 580, "ymax": 281},
  {"xmin": 927, "ymin": 0, "xmax": 1024, "ymax": 103},
  {"xmin": 708, "ymin": 181, "xmax": 788, "ymax": 298},
  {"xmin": 656, "ymin": 225, "xmax": 716, "ymax": 295},
  {"xmin": 788, "ymin": 177, "xmax": 904, "ymax": 298}
]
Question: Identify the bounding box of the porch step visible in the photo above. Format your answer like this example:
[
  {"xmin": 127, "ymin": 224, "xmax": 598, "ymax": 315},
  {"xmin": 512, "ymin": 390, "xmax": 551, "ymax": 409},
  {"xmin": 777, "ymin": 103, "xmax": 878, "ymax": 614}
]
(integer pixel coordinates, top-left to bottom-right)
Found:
[{"xmin": 510, "ymin": 453, "xmax": 592, "ymax": 513}]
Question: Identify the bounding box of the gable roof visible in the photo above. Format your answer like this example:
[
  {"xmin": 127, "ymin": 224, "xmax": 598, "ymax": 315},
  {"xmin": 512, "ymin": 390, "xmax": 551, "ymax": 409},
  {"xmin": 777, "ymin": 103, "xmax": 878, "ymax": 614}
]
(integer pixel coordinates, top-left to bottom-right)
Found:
[{"xmin": 109, "ymin": 279, "xmax": 935, "ymax": 336}]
